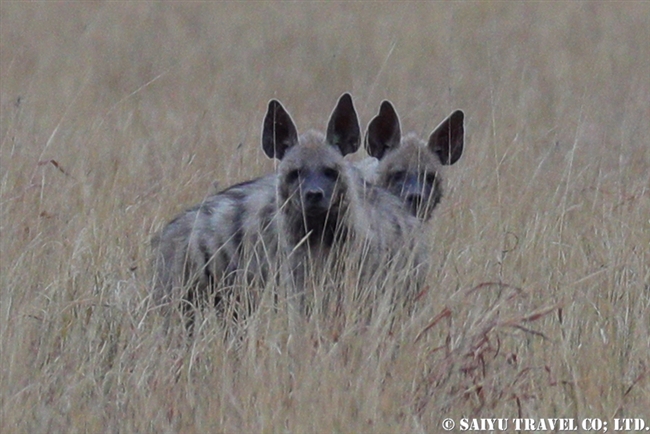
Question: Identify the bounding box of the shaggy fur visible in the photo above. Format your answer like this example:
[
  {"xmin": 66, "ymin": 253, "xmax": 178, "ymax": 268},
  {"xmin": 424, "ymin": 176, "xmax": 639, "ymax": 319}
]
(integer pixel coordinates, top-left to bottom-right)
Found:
[{"xmin": 152, "ymin": 94, "xmax": 427, "ymax": 327}]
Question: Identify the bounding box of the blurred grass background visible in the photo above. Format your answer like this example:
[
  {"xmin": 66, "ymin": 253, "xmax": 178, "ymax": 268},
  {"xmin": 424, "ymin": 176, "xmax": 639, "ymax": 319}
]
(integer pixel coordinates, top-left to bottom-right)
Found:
[{"xmin": 1, "ymin": 3, "xmax": 648, "ymax": 432}]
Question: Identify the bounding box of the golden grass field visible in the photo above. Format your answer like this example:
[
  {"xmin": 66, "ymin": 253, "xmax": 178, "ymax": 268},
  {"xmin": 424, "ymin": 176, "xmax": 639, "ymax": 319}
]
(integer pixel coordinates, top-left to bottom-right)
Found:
[{"xmin": 1, "ymin": 3, "xmax": 649, "ymax": 432}]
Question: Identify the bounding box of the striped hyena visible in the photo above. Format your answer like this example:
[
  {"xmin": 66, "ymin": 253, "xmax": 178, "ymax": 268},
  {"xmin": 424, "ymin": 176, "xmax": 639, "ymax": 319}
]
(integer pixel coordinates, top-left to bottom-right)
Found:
[
  {"xmin": 152, "ymin": 93, "xmax": 416, "ymax": 325},
  {"xmin": 151, "ymin": 173, "xmax": 280, "ymax": 326},
  {"xmin": 265, "ymin": 95, "xmax": 426, "ymax": 314},
  {"xmin": 362, "ymin": 101, "xmax": 464, "ymax": 221},
  {"xmin": 153, "ymin": 94, "xmax": 426, "ymax": 326}
]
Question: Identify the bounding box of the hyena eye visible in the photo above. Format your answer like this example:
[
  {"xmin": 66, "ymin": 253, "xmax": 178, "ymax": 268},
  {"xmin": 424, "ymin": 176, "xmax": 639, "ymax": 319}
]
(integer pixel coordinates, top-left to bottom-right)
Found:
[
  {"xmin": 323, "ymin": 167, "xmax": 339, "ymax": 181},
  {"xmin": 425, "ymin": 172, "xmax": 437, "ymax": 185},
  {"xmin": 389, "ymin": 171, "xmax": 406, "ymax": 184},
  {"xmin": 286, "ymin": 169, "xmax": 301, "ymax": 183}
]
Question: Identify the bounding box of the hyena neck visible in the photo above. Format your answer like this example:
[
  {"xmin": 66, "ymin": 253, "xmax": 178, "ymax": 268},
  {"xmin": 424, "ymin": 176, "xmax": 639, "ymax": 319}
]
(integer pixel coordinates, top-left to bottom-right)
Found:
[{"xmin": 283, "ymin": 204, "xmax": 349, "ymax": 251}]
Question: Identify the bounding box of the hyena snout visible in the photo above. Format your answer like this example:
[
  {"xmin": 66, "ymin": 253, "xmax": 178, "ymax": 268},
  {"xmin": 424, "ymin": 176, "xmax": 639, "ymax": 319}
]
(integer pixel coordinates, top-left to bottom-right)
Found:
[
  {"xmin": 304, "ymin": 188, "xmax": 324, "ymax": 206},
  {"xmin": 300, "ymin": 170, "xmax": 338, "ymax": 216},
  {"xmin": 392, "ymin": 172, "xmax": 439, "ymax": 218}
]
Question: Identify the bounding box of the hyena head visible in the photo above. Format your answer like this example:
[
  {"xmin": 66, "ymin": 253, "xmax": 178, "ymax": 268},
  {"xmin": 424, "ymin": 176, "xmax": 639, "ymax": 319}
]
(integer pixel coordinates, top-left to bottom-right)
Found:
[
  {"xmin": 262, "ymin": 93, "xmax": 361, "ymax": 246},
  {"xmin": 365, "ymin": 101, "xmax": 464, "ymax": 221}
]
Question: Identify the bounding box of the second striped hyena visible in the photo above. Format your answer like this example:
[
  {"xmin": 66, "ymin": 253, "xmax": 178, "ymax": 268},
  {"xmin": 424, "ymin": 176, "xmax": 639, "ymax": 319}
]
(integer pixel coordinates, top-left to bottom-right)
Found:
[{"xmin": 362, "ymin": 101, "xmax": 465, "ymax": 221}]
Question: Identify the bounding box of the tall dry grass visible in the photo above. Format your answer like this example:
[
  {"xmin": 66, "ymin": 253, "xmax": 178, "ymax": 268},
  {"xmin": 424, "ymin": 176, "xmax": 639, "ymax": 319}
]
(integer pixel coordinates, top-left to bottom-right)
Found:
[{"xmin": 1, "ymin": 3, "xmax": 648, "ymax": 432}]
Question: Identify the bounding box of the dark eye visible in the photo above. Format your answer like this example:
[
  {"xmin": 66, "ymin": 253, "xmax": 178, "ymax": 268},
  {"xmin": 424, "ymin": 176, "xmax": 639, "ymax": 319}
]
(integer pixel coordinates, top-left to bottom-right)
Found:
[
  {"xmin": 323, "ymin": 167, "xmax": 339, "ymax": 180},
  {"xmin": 286, "ymin": 169, "xmax": 300, "ymax": 183},
  {"xmin": 389, "ymin": 171, "xmax": 406, "ymax": 184}
]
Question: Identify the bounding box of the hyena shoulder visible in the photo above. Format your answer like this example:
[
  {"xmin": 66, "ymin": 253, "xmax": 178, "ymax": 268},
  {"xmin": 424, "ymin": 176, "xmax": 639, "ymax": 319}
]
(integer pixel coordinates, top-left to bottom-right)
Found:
[{"xmin": 152, "ymin": 174, "xmax": 279, "ymax": 306}]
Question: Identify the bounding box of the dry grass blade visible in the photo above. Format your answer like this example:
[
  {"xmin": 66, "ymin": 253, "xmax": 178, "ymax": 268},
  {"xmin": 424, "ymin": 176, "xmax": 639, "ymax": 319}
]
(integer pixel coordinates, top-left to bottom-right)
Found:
[
  {"xmin": 2, "ymin": 3, "xmax": 649, "ymax": 431},
  {"xmin": 36, "ymin": 159, "xmax": 73, "ymax": 178},
  {"xmin": 414, "ymin": 306, "xmax": 451, "ymax": 343}
]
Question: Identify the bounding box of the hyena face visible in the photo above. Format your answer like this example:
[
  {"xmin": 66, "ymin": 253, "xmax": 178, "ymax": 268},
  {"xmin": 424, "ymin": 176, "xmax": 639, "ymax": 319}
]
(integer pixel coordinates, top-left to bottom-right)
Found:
[
  {"xmin": 262, "ymin": 93, "xmax": 361, "ymax": 247},
  {"xmin": 365, "ymin": 101, "xmax": 464, "ymax": 221}
]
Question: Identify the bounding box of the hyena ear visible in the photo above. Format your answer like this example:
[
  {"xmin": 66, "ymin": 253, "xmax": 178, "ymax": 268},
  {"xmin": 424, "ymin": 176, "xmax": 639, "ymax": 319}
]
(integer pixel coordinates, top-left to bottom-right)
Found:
[
  {"xmin": 428, "ymin": 109, "xmax": 464, "ymax": 165},
  {"xmin": 262, "ymin": 99, "xmax": 299, "ymax": 160},
  {"xmin": 326, "ymin": 93, "xmax": 361, "ymax": 156},
  {"xmin": 365, "ymin": 100, "xmax": 401, "ymax": 160}
]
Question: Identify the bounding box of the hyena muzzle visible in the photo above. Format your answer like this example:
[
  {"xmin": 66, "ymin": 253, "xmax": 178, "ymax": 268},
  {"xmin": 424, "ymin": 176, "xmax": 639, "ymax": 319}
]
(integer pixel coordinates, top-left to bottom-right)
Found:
[{"xmin": 363, "ymin": 101, "xmax": 464, "ymax": 221}]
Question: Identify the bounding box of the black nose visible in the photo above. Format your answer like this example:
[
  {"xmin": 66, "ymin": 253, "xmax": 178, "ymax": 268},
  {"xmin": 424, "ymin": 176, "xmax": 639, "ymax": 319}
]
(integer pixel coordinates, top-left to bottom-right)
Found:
[
  {"xmin": 406, "ymin": 193, "xmax": 422, "ymax": 213},
  {"xmin": 305, "ymin": 189, "xmax": 324, "ymax": 205},
  {"xmin": 406, "ymin": 193, "xmax": 421, "ymax": 207}
]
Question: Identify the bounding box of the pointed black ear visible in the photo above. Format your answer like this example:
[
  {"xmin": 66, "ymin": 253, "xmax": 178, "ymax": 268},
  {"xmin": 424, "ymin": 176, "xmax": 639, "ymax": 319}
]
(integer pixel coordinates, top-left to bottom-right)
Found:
[
  {"xmin": 262, "ymin": 99, "xmax": 299, "ymax": 160},
  {"xmin": 325, "ymin": 93, "xmax": 361, "ymax": 156},
  {"xmin": 428, "ymin": 110, "xmax": 464, "ymax": 165},
  {"xmin": 365, "ymin": 100, "xmax": 401, "ymax": 160}
]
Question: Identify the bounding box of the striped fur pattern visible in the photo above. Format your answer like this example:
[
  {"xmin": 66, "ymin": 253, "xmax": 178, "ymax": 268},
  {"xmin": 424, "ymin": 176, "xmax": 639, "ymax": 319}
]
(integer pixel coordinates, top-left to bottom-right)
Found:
[
  {"xmin": 152, "ymin": 94, "xmax": 428, "ymax": 326},
  {"xmin": 151, "ymin": 174, "xmax": 281, "ymax": 323}
]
